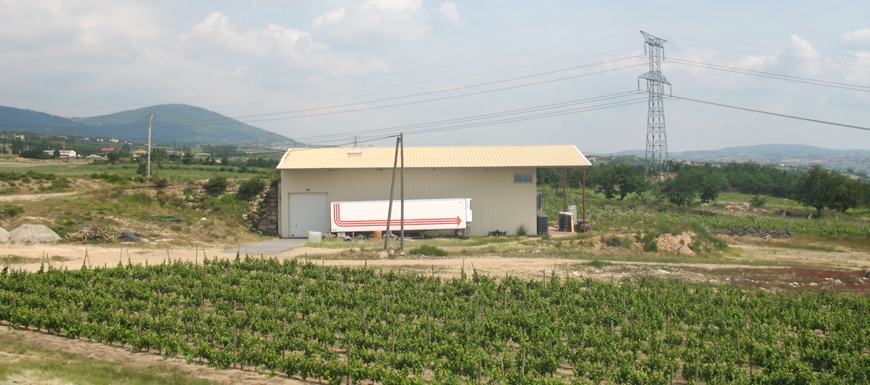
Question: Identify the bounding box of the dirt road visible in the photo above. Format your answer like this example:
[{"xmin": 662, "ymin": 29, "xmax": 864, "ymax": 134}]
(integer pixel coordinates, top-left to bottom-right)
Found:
[
  {"xmin": 0, "ymin": 191, "xmax": 80, "ymax": 202},
  {"xmin": 4, "ymin": 242, "xmax": 868, "ymax": 291}
]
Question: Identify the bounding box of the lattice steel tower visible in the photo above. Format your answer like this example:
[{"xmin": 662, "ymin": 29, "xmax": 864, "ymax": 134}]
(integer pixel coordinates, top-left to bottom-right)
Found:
[{"xmin": 638, "ymin": 31, "xmax": 671, "ymax": 177}]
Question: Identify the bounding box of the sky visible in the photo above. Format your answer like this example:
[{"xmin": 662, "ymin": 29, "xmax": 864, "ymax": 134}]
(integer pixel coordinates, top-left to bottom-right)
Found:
[{"xmin": 1, "ymin": 0, "xmax": 869, "ymax": 154}]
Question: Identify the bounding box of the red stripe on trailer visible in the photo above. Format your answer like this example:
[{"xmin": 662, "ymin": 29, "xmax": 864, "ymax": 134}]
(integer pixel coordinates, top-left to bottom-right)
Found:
[{"xmin": 333, "ymin": 203, "xmax": 462, "ymax": 228}]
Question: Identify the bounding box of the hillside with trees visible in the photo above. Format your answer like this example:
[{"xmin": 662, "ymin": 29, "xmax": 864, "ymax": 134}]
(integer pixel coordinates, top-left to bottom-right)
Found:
[{"xmin": 0, "ymin": 104, "xmax": 300, "ymax": 146}]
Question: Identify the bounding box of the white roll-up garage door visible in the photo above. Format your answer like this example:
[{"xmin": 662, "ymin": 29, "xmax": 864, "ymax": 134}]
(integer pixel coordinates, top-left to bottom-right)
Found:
[{"xmin": 288, "ymin": 193, "xmax": 329, "ymax": 238}]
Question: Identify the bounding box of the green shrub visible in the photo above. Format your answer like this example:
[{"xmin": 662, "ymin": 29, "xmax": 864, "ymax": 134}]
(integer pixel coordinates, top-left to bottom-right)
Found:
[
  {"xmin": 236, "ymin": 177, "xmax": 266, "ymax": 200},
  {"xmin": 749, "ymin": 194, "xmax": 767, "ymax": 208},
  {"xmin": 200, "ymin": 194, "xmax": 248, "ymax": 213},
  {"xmin": 640, "ymin": 232, "xmax": 658, "ymax": 252},
  {"xmin": 203, "ymin": 176, "xmax": 230, "ymax": 196},
  {"xmin": 516, "ymin": 224, "xmax": 528, "ymax": 237},
  {"xmin": 602, "ymin": 235, "xmax": 631, "ymax": 248},
  {"xmin": 409, "ymin": 245, "xmax": 448, "ymax": 257},
  {"xmin": 584, "ymin": 260, "xmax": 613, "ymax": 268},
  {"xmin": 123, "ymin": 193, "xmax": 153, "ymax": 205},
  {"xmin": 0, "ymin": 205, "xmax": 23, "ymax": 218},
  {"xmin": 152, "ymin": 178, "xmax": 170, "ymax": 188}
]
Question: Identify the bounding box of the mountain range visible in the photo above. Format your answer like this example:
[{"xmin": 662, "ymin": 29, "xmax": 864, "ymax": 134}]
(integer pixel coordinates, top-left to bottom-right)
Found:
[
  {"xmin": 611, "ymin": 144, "xmax": 870, "ymax": 159},
  {"xmin": 0, "ymin": 104, "xmax": 299, "ymax": 146}
]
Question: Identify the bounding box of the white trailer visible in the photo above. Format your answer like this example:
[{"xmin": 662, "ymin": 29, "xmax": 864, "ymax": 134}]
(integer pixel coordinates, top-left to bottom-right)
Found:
[{"xmin": 330, "ymin": 198, "xmax": 472, "ymax": 233}]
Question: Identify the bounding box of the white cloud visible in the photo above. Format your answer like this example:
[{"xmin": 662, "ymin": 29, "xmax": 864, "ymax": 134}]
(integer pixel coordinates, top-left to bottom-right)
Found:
[
  {"xmin": 181, "ymin": 12, "xmax": 321, "ymax": 57},
  {"xmin": 312, "ymin": 0, "xmax": 429, "ymax": 42},
  {"xmin": 312, "ymin": 7, "xmax": 346, "ymax": 29},
  {"xmin": 842, "ymin": 27, "xmax": 870, "ymax": 44},
  {"xmin": 734, "ymin": 54, "xmax": 779, "ymax": 69},
  {"xmin": 438, "ymin": 2, "xmax": 465, "ymax": 27},
  {"xmin": 785, "ymin": 35, "xmax": 820, "ymax": 60},
  {"xmin": 726, "ymin": 35, "xmax": 819, "ymax": 74}
]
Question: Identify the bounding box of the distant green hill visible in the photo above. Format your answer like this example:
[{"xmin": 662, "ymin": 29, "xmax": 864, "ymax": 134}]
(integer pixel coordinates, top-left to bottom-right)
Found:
[
  {"xmin": 0, "ymin": 104, "xmax": 300, "ymax": 146},
  {"xmin": 611, "ymin": 144, "xmax": 870, "ymax": 158},
  {"xmin": 0, "ymin": 106, "xmax": 87, "ymax": 131}
]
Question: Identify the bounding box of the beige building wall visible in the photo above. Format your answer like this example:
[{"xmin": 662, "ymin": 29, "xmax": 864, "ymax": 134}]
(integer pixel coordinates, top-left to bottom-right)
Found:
[{"xmin": 279, "ymin": 167, "xmax": 537, "ymax": 237}]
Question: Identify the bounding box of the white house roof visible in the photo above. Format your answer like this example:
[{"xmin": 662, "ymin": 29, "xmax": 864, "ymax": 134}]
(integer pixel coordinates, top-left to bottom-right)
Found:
[{"xmin": 277, "ymin": 145, "xmax": 591, "ymax": 170}]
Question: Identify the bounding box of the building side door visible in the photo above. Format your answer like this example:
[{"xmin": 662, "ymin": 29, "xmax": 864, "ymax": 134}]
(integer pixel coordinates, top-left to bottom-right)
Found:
[{"xmin": 288, "ymin": 193, "xmax": 329, "ymax": 238}]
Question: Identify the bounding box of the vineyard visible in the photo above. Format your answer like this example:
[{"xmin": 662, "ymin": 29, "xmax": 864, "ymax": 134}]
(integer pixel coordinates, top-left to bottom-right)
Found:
[{"xmin": 2, "ymin": 257, "xmax": 869, "ymax": 384}]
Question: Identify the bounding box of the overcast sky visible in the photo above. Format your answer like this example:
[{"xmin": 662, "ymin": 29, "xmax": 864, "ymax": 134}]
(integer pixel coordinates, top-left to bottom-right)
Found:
[{"xmin": 1, "ymin": 0, "xmax": 869, "ymax": 153}]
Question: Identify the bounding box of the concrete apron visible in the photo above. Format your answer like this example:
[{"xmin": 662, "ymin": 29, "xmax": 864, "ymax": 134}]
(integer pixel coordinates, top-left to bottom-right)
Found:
[{"xmin": 222, "ymin": 238, "xmax": 307, "ymax": 256}]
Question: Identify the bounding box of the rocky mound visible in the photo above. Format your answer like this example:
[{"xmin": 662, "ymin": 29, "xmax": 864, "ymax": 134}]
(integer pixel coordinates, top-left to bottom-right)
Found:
[
  {"xmin": 656, "ymin": 232, "xmax": 697, "ymax": 256},
  {"xmin": 9, "ymin": 224, "xmax": 61, "ymax": 244},
  {"xmin": 0, "ymin": 226, "xmax": 8, "ymax": 242}
]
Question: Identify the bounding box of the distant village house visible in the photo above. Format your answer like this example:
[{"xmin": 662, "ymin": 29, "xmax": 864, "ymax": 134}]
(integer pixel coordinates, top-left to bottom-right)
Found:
[{"xmin": 42, "ymin": 149, "xmax": 77, "ymax": 158}]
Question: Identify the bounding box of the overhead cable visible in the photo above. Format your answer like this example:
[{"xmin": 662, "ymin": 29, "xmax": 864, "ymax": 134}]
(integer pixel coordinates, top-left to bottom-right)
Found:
[
  {"xmin": 668, "ymin": 58, "xmax": 870, "ymax": 92},
  {"xmin": 669, "ymin": 94, "xmax": 870, "ymax": 132}
]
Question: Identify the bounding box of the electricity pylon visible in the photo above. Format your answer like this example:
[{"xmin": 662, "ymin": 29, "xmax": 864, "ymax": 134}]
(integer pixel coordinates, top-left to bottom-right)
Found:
[{"xmin": 638, "ymin": 31, "xmax": 671, "ymax": 177}]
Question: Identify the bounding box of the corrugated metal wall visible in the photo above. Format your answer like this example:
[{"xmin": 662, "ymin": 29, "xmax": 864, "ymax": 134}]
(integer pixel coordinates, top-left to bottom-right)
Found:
[{"xmin": 279, "ymin": 168, "xmax": 537, "ymax": 237}]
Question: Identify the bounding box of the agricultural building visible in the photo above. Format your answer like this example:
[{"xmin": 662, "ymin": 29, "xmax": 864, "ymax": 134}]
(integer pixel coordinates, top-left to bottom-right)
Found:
[{"xmin": 276, "ymin": 145, "xmax": 590, "ymax": 238}]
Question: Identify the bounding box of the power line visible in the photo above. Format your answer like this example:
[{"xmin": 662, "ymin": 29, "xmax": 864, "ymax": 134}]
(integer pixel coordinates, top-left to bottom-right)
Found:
[
  {"xmin": 670, "ymin": 94, "xmax": 870, "ymax": 131},
  {"xmin": 239, "ymin": 63, "xmax": 647, "ymax": 125},
  {"xmin": 668, "ymin": 58, "xmax": 870, "ymax": 92},
  {"xmin": 667, "ymin": 34, "xmax": 860, "ymax": 59},
  {"xmin": 207, "ymin": 56, "xmax": 645, "ymax": 122},
  {"xmin": 401, "ymin": 98, "xmax": 649, "ymax": 138},
  {"xmin": 293, "ymin": 92, "xmax": 641, "ymax": 143},
  {"xmin": 0, "ymin": 58, "xmax": 646, "ymax": 132},
  {"xmin": 668, "ymin": 41, "xmax": 870, "ymax": 69},
  {"xmin": 195, "ymin": 47, "xmax": 640, "ymax": 111},
  {"xmin": 48, "ymin": 33, "xmax": 639, "ymax": 114},
  {"xmin": 304, "ymin": 95, "xmax": 650, "ymax": 146}
]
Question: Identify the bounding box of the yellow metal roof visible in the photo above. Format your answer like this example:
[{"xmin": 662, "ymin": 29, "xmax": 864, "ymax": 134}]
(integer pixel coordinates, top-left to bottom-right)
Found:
[{"xmin": 277, "ymin": 145, "xmax": 591, "ymax": 169}]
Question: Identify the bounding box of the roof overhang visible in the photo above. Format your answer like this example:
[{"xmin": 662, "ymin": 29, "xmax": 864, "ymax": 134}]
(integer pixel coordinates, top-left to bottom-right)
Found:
[{"xmin": 277, "ymin": 145, "xmax": 591, "ymax": 170}]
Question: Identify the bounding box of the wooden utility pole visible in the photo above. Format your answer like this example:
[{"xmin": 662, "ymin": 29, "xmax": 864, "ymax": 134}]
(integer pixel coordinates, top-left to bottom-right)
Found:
[
  {"xmin": 400, "ymin": 133, "xmax": 405, "ymax": 251},
  {"xmin": 384, "ymin": 135, "xmax": 401, "ymax": 250},
  {"xmin": 146, "ymin": 112, "xmax": 155, "ymax": 179}
]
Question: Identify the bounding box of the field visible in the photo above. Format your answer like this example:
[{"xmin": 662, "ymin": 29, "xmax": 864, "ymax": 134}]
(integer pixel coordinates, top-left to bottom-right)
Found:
[
  {"xmin": 2, "ymin": 160, "xmax": 870, "ymax": 384},
  {"xmin": 2, "ymin": 257, "xmax": 870, "ymax": 384}
]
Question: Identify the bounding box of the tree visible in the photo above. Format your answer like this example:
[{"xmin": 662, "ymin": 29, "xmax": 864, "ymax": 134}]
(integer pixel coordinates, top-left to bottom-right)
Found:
[
  {"xmin": 830, "ymin": 177, "xmax": 861, "ymax": 213},
  {"xmin": 657, "ymin": 165, "xmax": 726, "ymax": 206},
  {"xmin": 795, "ymin": 165, "xmax": 836, "ymax": 215},
  {"xmin": 10, "ymin": 138, "xmax": 24, "ymax": 155},
  {"xmin": 106, "ymin": 151, "xmax": 121, "ymax": 164},
  {"xmin": 592, "ymin": 164, "xmax": 620, "ymax": 199},
  {"xmin": 659, "ymin": 172, "xmax": 698, "ymax": 206},
  {"xmin": 696, "ymin": 168, "xmax": 728, "ymax": 203},
  {"xmin": 614, "ymin": 164, "xmax": 648, "ymax": 199}
]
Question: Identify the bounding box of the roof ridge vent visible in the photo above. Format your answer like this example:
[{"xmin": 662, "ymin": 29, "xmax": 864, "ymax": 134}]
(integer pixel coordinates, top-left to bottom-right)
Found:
[{"xmin": 347, "ymin": 149, "xmax": 363, "ymax": 156}]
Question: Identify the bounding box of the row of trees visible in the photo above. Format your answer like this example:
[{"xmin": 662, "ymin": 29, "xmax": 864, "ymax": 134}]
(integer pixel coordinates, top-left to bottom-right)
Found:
[{"xmin": 538, "ymin": 162, "xmax": 870, "ymax": 214}]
